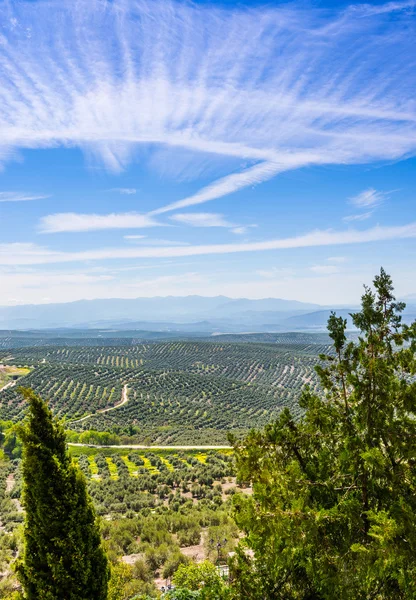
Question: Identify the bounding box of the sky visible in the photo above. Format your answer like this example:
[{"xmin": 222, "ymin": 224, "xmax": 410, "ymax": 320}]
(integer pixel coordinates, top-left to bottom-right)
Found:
[{"xmin": 0, "ymin": 0, "xmax": 415, "ymax": 306}]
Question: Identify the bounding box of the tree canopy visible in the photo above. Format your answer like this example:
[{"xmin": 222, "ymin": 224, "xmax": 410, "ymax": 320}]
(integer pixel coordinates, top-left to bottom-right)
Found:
[{"xmin": 231, "ymin": 268, "xmax": 416, "ymax": 599}]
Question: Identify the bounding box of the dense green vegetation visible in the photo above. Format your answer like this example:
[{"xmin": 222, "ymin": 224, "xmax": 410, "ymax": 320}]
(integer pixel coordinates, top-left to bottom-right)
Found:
[
  {"xmin": 0, "ymin": 337, "xmax": 326, "ymax": 443},
  {"xmin": 16, "ymin": 388, "xmax": 109, "ymax": 600},
  {"xmin": 0, "ymin": 433, "xmax": 242, "ymax": 597},
  {"xmin": 230, "ymin": 269, "xmax": 416, "ymax": 598}
]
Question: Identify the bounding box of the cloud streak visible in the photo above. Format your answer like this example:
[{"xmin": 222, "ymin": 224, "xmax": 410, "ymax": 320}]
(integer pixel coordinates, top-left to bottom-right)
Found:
[
  {"xmin": 170, "ymin": 212, "xmax": 235, "ymax": 228},
  {"xmin": 3, "ymin": 222, "xmax": 416, "ymax": 265},
  {"xmin": 0, "ymin": 0, "xmax": 415, "ymax": 212},
  {"xmin": 0, "ymin": 192, "xmax": 49, "ymax": 202},
  {"xmin": 110, "ymin": 188, "xmax": 137, "ymax": 195},
  {"xmin": 343, "ymin": 211, "xmax": 373, "ymax": 223},
  {"xmin": 39, "ymin": 212, "xmax": 161, "ymax": 233},
  {"xmin": 350, "ymin": 188, "xmax": 386, "ymax": 208}
]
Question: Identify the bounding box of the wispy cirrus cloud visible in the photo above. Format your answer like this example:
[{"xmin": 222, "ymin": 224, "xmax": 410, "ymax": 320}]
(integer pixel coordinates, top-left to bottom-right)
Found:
[
  {"xmin": 351, "ymin": 1, "xmax": 416, "ymax": 16},
  {"xmin": 124, "ymin": 237, "xmax": 190, "ymax": 246},
  {"xmin": 110, "ymin": 188, "xmax": 137, "ymax": 195},
  {"xmin": 4, "ymin": 222, "xmax": 416, "ymax": 265},
  {"xmin": 0, "ymin": 0, "xmax": 415, "ymax": 212},
  {"xmin": 0, "ymin": 192, "xmax": 49, "ymax": 202},
  {"xmin": 350, "ymin": 188, "xmax": 386, "ymax": 209},
  {"xmin": 343, "ymin": 211, "xmax": 374, "ymax": 223},
  {"xmin": 169, "ymin": 212, "xmax": 256, "ymax": 234},
  {"xmin": 170, "ymin": 213, "xmax": 235, "ymax": 228},
  {"xmin": 39, "ymin": 212, "xmax": 161, "ymax": 233},
  {"xmin": 343, "ymin": 188, "xmax": 388, "ymax": 222}
]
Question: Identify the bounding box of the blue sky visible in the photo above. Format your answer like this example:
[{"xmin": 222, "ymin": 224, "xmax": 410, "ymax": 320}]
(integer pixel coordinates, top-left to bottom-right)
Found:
[{"xmin": 0, "ymin": 0, "xmax": 415, "ymax": 306}]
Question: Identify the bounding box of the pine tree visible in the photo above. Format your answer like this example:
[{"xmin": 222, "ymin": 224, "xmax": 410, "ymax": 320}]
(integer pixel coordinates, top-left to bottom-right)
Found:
[
  {"xmin": 16, "ymin": 388, "xmax": 110, "ymax": 600},
  {"xmin": 230, "ymin": 269, "xmax": 416, "ymax": 599}
]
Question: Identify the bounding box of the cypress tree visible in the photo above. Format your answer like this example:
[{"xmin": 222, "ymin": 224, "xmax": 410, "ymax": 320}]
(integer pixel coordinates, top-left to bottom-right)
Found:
[{"xmin": 16, "ymin": 388, "xmax": 110, "ymax": 600}]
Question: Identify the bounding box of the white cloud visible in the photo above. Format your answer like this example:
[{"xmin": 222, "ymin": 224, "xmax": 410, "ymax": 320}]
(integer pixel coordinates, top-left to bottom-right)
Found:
[
  {"xmin": 170, "ymin": 213, "xmax": 234, "ymax": 228},
  {"xmin": 39, "ymin": 212, "xmax": 161, "ymax": 233},
  {"xmin": 351, "ymin": 1, "xmax": 416, "ymax": 16},
  {"xmin": 3, "ymin": 222, "xmax": 416, "ymax": 265},
  {"xmin": 150, "ymin": 161, "xmax": 288, "ymax": 215},
  {"xmin": 350, "ymin": 188, "xmax": 385, "ymax": 209},
  {"xmin": 124, "ymin": 235, "xmax": 191, "ymax": 246},
  {"xmin": 343, "ymin": 188, "xmax": 388, "ymax": 222},
  {"xmin": 343, "ymin": 211, "xmax": 373, "ymax": 223},
  {"xmin": 111, "ymin": 188, "xmax": 137, "ymax": 195},
  {"xmin": 310, "ymin": 265, "xmax": 340, "ymax": 274},
  {"xmin": 0, "ymin": 192, "xmax": 49, "ymax": 202},
  {"xmin": 170, "ymin": 212, "xmax": 255, "ymax": 235},
  {"xmin": 0, "ymin": 0, "xmax": 414, "ymax": 211}
]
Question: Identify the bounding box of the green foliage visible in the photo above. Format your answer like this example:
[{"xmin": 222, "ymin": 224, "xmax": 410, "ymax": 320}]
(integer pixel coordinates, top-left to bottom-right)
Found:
[
  {"xmin": 0, "ymin": 421, "xmax": 22, "ymax": 459},
  {"xmin": 15, "ymin": 388, "xmax": 110, "ymax": 600},
  {"xmin": 162, "ymin": 551, "xmax": 190, "ymax": 579},
  {"xmin": 108, "ymin": 561, "xmax": 156, "ymax": 600},
  {"xmin": 173, "ymin": 560, "xmax": 227, "ymax": 598},
  {"xmin": 163, "ymin": 590, "xmax": 201, "ymax": 600},
  {"xmin": 231, "ymin": 269, "xmax": 416, "ymax": 599},
  {"xmin": 67, "ymin": 429, "xmax": 121, "ymax": 445}
]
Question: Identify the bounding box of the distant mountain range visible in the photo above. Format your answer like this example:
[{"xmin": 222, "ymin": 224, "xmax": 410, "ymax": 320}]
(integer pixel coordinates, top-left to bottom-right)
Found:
[{"xmin": 0, "ymin": 295, "xmax": 415, "ymax": 333}]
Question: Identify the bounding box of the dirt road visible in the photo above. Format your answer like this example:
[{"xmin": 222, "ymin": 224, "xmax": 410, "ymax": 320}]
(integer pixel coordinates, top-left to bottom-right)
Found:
[{"xmin": 69, "ymin": 384, "xmax": 129, "ymax": 424}]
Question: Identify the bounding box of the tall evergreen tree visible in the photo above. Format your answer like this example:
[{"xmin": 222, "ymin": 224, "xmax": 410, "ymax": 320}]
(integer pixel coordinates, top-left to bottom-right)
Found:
[
  {"xmin": 16, "ymin": 388, "xmax": 109, "ymax": 600},
  {"xmin": 230, "ymin": 269, "xmax": 416, "ymax": 599}
]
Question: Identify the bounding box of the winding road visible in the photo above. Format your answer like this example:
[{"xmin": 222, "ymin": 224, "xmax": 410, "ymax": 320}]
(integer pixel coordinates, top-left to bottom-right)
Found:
[
  {"xmin": 67, "ymin": 384, "xmax": 232, "ymax": 449},
  {"xmin": 0, "ymin": 379, "xmax": 17, "ymax": 392},
  {"xmin": 69, "ymin": 384, "xmax": 129, "ymax": 425}
]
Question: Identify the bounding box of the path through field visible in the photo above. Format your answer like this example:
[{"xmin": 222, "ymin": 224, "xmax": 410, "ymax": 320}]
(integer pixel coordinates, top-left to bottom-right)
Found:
[
  {"xmin": 0, "ymin": 379, "xmax": 17, "ymax": 392},
  {"xmin": 69, "ymin": 384, "xmax": 129, "ymax": 424}
]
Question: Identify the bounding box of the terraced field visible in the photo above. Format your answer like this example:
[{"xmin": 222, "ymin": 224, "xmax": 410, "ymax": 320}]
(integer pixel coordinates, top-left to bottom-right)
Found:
[{"xmin": 0, "ymin": 337, "xmax": 328, "ymax": 443}]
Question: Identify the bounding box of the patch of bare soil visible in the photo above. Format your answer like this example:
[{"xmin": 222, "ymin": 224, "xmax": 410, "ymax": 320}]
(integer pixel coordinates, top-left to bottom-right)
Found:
[
  {"xmin": 180, "ymin": 530, "xmax": 207, "ymax": 563},
  {"xmin": 6, "ymin": 474, "xmax": 14, "ymax": 493},
  {"xmin": 12, "ymin": 498, "xmax": 23, "ymax": 513},
  {"xmin": 214, "ymin": 477, "xmax": 253, "ymax": 501},
  {"xmin": 121, "ymin": 553, "xmax": 143, "ymax": 565}
]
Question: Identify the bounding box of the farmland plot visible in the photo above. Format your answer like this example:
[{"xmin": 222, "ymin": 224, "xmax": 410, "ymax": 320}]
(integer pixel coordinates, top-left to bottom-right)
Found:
[{"xmin": 0, "ymin": 339, "xmax": 323, "ymax": 442}]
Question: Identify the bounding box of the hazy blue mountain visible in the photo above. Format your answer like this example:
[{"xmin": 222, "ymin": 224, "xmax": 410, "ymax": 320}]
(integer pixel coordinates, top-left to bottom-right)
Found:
[
  {"xmin": 0, "ymin": 295, "xmax": 414, "ymax": 332},
  {"xmin": 0, "ymin": 296, "xmax": 322, "ymax": 330},
  {"xmin": 282, "ymin": 309, "xmax": 355, "ymax": 330},
  {"xmin": 282, "ymin": 305, "xmax": 416, "ymax": 331},
  {"xmin": 213, "ymin": 298, "xmax": 321, "ymax": 316}
]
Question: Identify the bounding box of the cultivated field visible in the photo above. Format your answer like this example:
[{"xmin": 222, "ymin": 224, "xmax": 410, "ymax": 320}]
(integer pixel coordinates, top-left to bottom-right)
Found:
[{"xmin": 0, "ymin": 336, "xmax": 329, "ymax": 444}]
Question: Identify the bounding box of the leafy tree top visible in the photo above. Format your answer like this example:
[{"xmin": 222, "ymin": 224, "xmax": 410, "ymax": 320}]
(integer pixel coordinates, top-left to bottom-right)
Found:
[{"xmin": 231, "ymin": 268, "xmax": 416, "ymax": 599}]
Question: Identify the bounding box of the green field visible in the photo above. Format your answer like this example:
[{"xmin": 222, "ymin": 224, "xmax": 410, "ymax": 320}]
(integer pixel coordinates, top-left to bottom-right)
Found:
[{"xmin": 0, "ymin": 336, "xmax": 328, "ymax": 444}]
